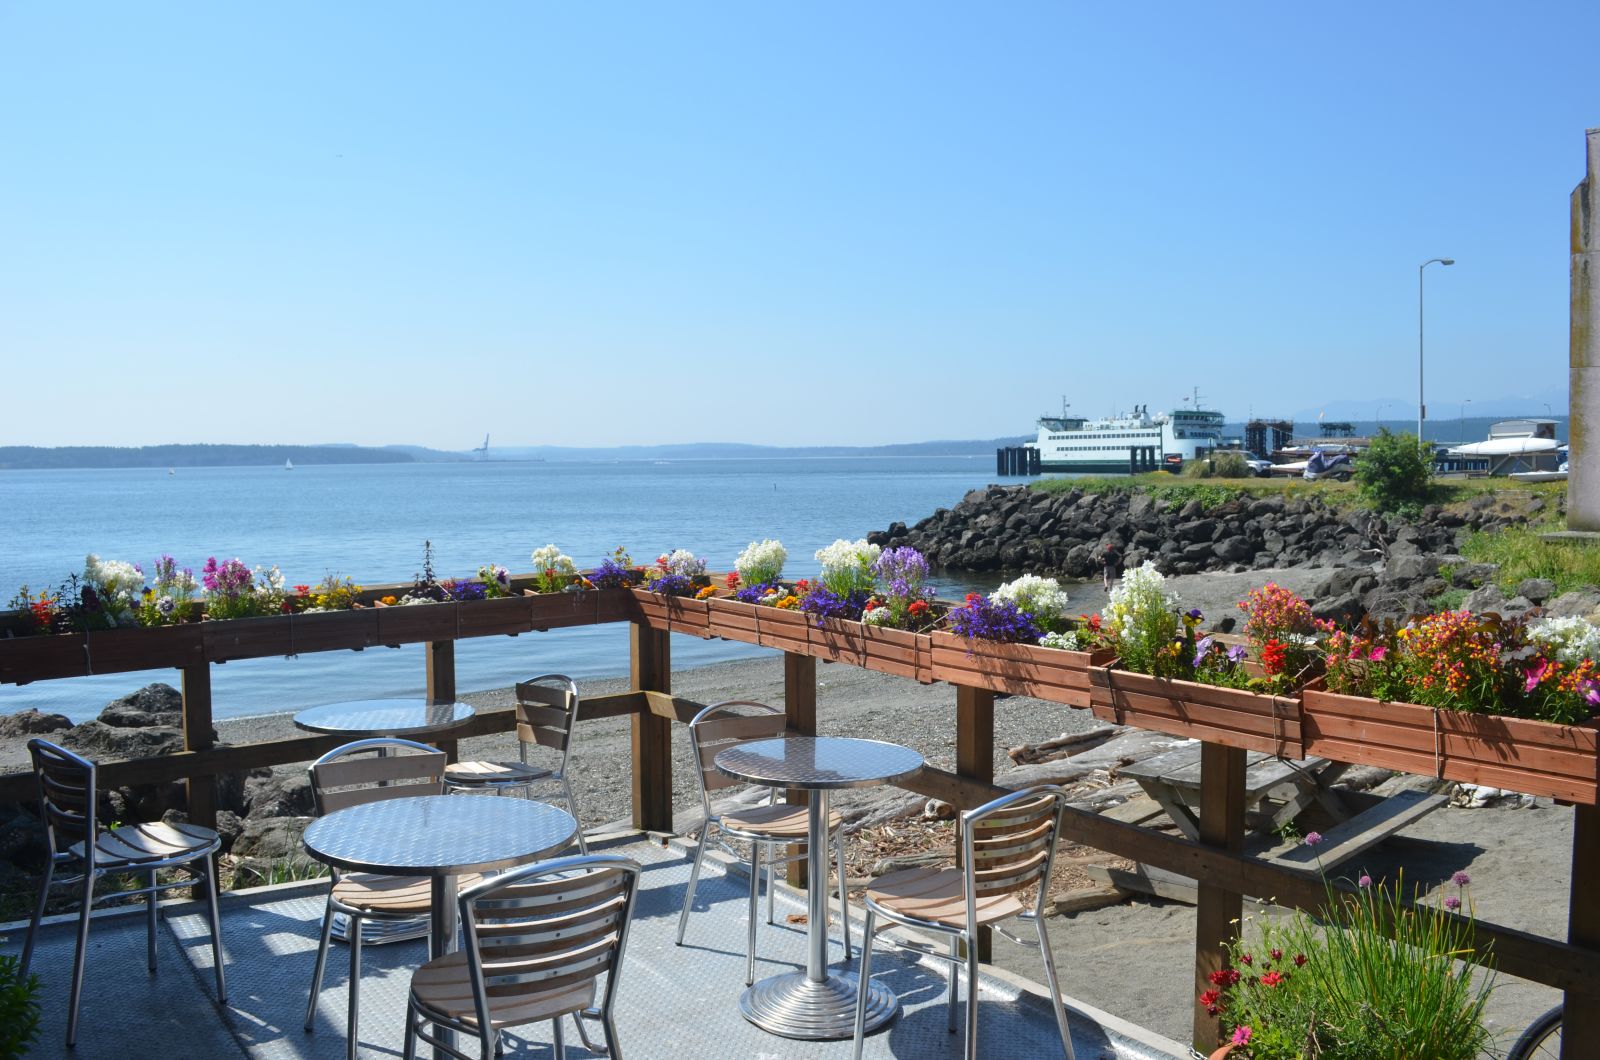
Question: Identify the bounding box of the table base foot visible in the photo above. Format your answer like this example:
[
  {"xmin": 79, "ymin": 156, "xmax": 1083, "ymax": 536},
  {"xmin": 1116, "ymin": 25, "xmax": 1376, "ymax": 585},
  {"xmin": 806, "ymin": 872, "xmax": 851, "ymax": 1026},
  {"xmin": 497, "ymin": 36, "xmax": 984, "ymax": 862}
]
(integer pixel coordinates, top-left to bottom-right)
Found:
[{"xmin": 738, "ymin": 971, "xmax": 897, "ymax": 1040}]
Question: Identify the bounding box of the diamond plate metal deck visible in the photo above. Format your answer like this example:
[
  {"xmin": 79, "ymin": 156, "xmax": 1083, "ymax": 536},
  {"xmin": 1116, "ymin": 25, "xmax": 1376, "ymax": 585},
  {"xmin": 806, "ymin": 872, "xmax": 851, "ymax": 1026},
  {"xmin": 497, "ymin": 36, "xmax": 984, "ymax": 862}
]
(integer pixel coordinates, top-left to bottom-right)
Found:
[{"xmin": 7, "ymin": 835, "xmax": 1186, "ymax": 1059}]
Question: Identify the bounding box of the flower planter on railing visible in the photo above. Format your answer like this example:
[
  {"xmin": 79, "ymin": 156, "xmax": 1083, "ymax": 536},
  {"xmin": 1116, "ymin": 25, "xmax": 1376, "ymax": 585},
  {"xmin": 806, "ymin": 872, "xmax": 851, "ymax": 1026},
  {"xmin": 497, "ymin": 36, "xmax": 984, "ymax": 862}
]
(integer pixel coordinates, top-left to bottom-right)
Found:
[
  {"xmin": 630, "ymin": 588, "xmax": 714, "ymax": 639},
  {"xmin": 1302, "ymin": 684, "xmax": 1600, "ymax": 803},
  {"xmin": 931, "ymin": 632, "xmax": 1110, "ymax": 706},
  {"xmin": 1089, "ymin": 663, "xmax": 1304, "ymax": 757}
]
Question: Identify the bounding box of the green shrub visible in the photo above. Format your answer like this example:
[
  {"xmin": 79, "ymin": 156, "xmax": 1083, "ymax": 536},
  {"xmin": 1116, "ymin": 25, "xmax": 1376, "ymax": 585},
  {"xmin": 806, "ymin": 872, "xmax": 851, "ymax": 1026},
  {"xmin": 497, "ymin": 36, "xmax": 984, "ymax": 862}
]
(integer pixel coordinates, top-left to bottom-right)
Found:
[
  {"xmin": 0, "ymin": 955, "xmax": 40, "ymax": 1059},
  {"xmin": 1354, "ymin": 428, "xmax": 1432, "ymax": 512}
]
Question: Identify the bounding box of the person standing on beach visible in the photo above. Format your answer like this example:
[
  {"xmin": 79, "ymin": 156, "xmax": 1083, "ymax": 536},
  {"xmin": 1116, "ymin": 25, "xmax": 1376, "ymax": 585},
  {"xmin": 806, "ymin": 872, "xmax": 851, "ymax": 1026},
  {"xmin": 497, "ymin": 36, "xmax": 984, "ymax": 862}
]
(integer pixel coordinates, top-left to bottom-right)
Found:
[{"xmin": 1102, "ymin": 542, "xmax": 1121, "ymax": 593}]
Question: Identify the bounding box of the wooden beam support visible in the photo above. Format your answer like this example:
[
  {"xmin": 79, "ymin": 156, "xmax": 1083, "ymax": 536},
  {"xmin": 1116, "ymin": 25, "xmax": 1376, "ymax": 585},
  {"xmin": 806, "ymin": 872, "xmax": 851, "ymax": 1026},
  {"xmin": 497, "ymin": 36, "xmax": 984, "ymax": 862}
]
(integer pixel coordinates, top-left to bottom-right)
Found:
[
  {"xmin": 1192, "ymin": 742, "xmax": 1247, "ymax": 1052},
  {"xmin": 629, "ymin": 623, "xmax": 673, "ymax": 833},
  {"xmin": 180, "ymin": 664, "xmax": 217, "ymax": 831},
  {"xmin": 425, "ymin": 640, "xmax": 459, "ymax": 761},
  {"xmin": 784, "ymin": 652, "xmax": 817, "ymax": 886},
  {"xmin": 1564, "ymin": 804, "xmax": 1600, "ymax": 1059},
  {"xmin": 955, "ymin": 683, "xmax": 996, "ymax": 961}
]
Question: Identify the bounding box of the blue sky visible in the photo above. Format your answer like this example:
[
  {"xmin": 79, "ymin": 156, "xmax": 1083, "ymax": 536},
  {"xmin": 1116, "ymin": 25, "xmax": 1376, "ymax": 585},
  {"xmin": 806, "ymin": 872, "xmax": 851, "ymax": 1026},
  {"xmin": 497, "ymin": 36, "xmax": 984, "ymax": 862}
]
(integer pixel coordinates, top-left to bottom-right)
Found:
[{"xmin": 1, "ymin": 2, "xmax": 1594, "ymax": 449}]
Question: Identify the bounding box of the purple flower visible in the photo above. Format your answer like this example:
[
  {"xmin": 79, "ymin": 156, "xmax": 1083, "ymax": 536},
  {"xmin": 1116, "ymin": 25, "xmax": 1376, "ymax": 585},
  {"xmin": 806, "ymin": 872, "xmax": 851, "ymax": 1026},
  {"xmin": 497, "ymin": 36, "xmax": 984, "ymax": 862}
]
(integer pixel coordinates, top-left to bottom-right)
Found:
[
  {"xmin": 1193, "ymin": 636, "xmax": 1214, "ymax": 669},
  {"xmin": 1452, "ymin": 871, "xmax": 1471, "ymax": 887},
  {"xmin": 1358, "ymin": 874, "xmax": 1372, "ymax": 888},
  {"xmin": 1444, "ymin": 895, "xmax": 1462, "ymax": 911},
  {"xmin": 1304, "ymin": 832, "xmax": 1323, "ymax": 847},
  {"xmin": 1226, "ymin": 644, "xmax": 1248, "ymax": 664}
]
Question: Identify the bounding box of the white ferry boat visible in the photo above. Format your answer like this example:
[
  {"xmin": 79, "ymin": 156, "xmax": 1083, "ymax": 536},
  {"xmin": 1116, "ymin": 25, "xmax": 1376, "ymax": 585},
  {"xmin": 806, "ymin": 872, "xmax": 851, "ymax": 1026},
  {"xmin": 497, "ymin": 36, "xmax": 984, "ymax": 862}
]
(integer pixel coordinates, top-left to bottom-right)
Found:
[{"xmin": 1026, "ymin": 397, "xmax": 1226, "ymax": 473}]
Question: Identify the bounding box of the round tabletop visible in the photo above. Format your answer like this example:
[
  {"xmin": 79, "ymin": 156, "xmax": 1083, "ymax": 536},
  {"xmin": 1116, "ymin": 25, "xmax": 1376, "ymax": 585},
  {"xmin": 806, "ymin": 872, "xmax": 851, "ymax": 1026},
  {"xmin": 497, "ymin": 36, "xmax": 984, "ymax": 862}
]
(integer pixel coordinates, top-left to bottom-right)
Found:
[
  {"xmin": 292, "ymin": 698, "xmax": 475, "ymax": 737},
  {"xmin": 715, "ymin": 736, "xmax": 924, "ymax": 791},
  {"xmin": 302, "ymin": 795, "xmax": 576, "ymax": 876}
]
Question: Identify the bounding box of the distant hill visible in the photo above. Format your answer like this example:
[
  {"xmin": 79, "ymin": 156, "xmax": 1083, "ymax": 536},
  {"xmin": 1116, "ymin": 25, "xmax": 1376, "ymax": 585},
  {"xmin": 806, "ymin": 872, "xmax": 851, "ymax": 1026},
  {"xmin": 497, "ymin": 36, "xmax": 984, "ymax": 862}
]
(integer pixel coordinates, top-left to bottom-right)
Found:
[{"xmin": 0, "ymin": 444, "xmax": 432, "ymax": 470}]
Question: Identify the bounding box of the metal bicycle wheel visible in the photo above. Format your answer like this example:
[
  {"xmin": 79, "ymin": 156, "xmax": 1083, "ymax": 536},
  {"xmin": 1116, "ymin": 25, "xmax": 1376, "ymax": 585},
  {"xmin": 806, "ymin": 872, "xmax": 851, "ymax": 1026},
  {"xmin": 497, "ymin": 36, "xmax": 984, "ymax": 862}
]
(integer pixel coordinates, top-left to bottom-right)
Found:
[{"xmin": 1506, "ymin": 1004, "xmax": 1563, "ymax": 1060}]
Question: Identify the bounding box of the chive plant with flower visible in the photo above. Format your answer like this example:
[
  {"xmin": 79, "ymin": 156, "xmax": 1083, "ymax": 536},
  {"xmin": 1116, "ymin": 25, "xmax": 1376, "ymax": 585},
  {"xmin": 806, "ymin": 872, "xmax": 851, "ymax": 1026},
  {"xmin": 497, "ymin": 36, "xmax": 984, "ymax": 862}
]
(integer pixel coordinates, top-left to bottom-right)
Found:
[{"xmin": 1204, "ymin": 833, "xmax": 1493, "ymax": 1059}]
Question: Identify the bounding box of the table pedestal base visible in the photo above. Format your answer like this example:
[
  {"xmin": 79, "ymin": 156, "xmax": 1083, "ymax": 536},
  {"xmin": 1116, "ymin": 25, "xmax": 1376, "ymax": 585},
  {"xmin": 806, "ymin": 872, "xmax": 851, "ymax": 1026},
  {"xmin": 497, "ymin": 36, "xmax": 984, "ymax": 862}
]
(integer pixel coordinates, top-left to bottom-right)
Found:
[{"xmin": 738, "ymin": 971, "xmax": 897, "ymax": 1040}]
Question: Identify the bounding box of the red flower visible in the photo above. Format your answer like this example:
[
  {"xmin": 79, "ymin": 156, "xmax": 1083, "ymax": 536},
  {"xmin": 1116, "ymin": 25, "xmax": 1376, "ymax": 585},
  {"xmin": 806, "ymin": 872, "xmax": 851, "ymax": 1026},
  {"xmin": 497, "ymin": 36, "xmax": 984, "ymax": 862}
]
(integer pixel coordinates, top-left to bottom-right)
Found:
[
  {"xmin": 1261, "ymin": 639, "xmax": 1287, "ymax": 676},
  {"xmin": 1260, "ymin": 971, "xmax": 1284, "ymax": 987}
]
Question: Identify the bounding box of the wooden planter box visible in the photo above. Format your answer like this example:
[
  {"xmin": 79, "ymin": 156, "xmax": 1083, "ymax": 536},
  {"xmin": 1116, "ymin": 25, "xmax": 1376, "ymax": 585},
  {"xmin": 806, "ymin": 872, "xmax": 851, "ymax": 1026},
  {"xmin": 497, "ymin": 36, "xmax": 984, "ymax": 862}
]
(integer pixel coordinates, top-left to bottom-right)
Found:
[
  {"xmin": 707, "ymin": 598, "xmax": 764, "ymax": 646},
  {"xmin": 376, "ymin": 601, "xmax": 462, "ymax": 645},
  {"xmin": 0, "ymin": 632, "xmax": 90, "ymax": 684},
  {"xmin": 1303, "ymin": 685, "xmax": 1600, "ymax": 804},
  {"xmin": 287, "ymin": 609, "xmax": 380, "ymax": 654},
  {"xmin": 931, "ymin": 632, "xmax": 1110, "ymax": 706},
  {"xmin": 755, "ymin": 606, "xmax": 811, "ymax": 654},
  {"xmin": 819, "ymin": 621, "xmax": 933, "ymax": 683},
  {"xmin": 630, "ymin": 589, "xmax": 714, "ymax": 639},
  {"xmin": 84, "ymin": 624, "xmax": 205, "ymax": 673},
  {"xmin": 203, "ymin": 614, "xmax": 294, "ymax": 663},
  {"xmin": 1089, "ymin": 664, "xmax": 1304, "ymax": 757}
]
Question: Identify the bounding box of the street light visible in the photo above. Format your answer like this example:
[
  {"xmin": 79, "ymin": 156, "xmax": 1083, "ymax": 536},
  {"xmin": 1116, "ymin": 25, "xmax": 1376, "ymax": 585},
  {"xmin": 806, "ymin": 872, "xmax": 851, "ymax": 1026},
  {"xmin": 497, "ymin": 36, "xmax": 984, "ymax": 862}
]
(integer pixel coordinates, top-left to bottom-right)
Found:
[
  {"xmin": 1419, "ymin": 257, "xmax": 1455, "ymax": 446},
  {"xmin": 1459, "ymin": 398, "xmax": 1472, "ymax": 443}
]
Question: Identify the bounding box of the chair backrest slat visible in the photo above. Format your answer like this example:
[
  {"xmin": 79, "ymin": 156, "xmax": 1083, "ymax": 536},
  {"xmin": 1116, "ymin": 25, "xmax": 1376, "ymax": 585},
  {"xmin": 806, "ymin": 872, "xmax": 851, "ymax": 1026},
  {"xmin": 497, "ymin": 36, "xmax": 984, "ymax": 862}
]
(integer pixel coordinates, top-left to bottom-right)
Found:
[
  {"xmin": 29, "ymin": 739, "xmax": 97, "ymax": 854},
  {"xmin": 689, "ymin": 703, "xmax": 786, "ymax": 795},
  {"xmin": 512, "ymin": 676, "xmax": 580, "ymax": 755},
  {"xmin": 459, "ymin": 855, "xmax": 640, "ymax": 1016},
  {"xmin": 309, "ymin": 739, "xmax": 446, "ymax": 816},
  {"xmin": 964, "ymin": 788, "xmax": 1064, "ymax": 901}
]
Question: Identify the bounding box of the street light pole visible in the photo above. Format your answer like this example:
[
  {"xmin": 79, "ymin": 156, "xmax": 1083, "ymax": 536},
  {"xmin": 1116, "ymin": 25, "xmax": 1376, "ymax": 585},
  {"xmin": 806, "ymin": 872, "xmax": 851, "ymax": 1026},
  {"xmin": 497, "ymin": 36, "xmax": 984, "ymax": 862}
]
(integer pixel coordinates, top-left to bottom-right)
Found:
[{"xmin": 1419, "ymin": 257, "xmax": 1455, "ymax": 447}]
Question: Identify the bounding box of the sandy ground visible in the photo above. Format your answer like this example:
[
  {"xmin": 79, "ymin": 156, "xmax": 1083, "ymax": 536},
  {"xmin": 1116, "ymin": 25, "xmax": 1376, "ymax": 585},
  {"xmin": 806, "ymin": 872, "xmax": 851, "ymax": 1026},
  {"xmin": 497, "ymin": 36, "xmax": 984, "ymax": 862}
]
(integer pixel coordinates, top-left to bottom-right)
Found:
[{"xmin": 191, "ymin": 653, "xmax": 1563, "ymax": 1055}]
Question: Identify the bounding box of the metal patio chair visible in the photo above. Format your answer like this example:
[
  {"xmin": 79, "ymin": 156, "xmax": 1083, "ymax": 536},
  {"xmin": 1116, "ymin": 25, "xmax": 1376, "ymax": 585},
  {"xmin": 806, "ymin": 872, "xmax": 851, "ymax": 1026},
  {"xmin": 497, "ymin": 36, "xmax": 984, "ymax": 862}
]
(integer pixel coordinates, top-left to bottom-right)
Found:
[
  {"xmin": 676, "ymin": 700, "xmax": 851, "ymax": 985},
  {"xmin": 304, "ymin": 737, "xmax": 466, "ymax": 1060},
  {"xmin": 402, "ymin": 854, "xmax": 642, "ymax": 1060},
  {"xmin": 851, "ymin": 785, "xmax": 1075, "ymax": 1060},
  {"xmin": 19, "ymin": 738, "xmax": 226, "ymax": 1048},
  {"xmin": 443, "ymin": 674, "xmax": 588, "ymax": 855}
]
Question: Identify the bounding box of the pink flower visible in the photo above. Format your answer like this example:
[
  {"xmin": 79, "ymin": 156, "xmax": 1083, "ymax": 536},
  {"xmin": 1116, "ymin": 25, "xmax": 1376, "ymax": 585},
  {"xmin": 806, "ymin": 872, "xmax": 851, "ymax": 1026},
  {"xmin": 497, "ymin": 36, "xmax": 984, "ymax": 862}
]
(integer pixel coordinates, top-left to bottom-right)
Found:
[{"xmin": 1232, "ymin": 1025, "xmax": 1253, "ymax": 1045}]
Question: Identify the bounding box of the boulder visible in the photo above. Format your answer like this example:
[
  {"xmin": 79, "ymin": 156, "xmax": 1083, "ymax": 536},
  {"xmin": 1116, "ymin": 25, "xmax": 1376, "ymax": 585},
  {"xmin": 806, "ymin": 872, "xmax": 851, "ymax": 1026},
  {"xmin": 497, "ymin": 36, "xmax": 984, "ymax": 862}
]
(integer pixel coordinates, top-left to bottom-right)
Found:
[{"xmin": 0, "ymin": 708, "xmax": 72, "ymax": 738}]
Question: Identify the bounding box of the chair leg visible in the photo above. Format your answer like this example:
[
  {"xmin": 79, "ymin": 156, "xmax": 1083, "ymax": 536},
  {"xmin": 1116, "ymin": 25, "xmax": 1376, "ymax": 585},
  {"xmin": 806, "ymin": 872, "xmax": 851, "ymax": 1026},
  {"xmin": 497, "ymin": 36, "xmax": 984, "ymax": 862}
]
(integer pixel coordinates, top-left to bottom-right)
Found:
[
  {"xmin": 20, "ymin": 859, "xmax": 53, "ymax": 979},
  {"xmin": 305, "ymin": 900, "xmax": 337, "ymax": 1030},
  {"xmin": 203, "ymin": 853, "xmax": 227, "ymax": 1002},
  {"xmin": 947, "ymin": 933, "xmax": 960, "ymax": 1033},
  {"xmin": 347, "ymin": 914, "xmax": 363, "ymax": 1060},
  {"xmin": 964, "ymin": 931, "xmax": 980, "ymax": 1060},
  {"xmin": 835, "ymin": 828, "xmax": 852, "ymax": 961},
  {"xmin": 66, "ymin": 872, "xmax": 94, "ymax": 1048},
  {"xmin": 562, "ymin": 776, "xmax": 588, "ymax": 855},
  {"xmin": 1035, "ymin": 916, "xmax": 1075, "ymax": 1060},
  {"xmin": 675, "ymin": 829, "xmax": 710, "ymax": 946},
  {"xmin": 851, "ymin": 907, "xmax": 877, "ymax": 1060},
  {"xmin": 145, "ymin": 869, "xmax": 159, "ymax": 973},
  {"xmin": 746, "ymin": 843, "xmax": 762, "ymax": 986}
]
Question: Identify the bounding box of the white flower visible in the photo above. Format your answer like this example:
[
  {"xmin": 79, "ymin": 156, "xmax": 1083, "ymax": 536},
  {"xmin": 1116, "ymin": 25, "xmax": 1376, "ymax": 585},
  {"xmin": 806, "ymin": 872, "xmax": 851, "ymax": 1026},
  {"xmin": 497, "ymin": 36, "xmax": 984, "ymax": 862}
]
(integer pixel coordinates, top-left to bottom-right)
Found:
[
  {"xmin": 531, "ymin": 544, "xmax": 578, "ymax": 576},
  {"xmin": 815, "ymin": 538, "xmax": 880, "ymax": 596},
  {"xmin": 1528, "ymin": 616, "xmax": 1600, "ymax": 667},
  {"xmin": 735, "ymin": 539, "xmax": 787, "ymax": 586},
  {"xmin": 992, "ymin": 574, "xmax": 1072, "ymax": 632}
]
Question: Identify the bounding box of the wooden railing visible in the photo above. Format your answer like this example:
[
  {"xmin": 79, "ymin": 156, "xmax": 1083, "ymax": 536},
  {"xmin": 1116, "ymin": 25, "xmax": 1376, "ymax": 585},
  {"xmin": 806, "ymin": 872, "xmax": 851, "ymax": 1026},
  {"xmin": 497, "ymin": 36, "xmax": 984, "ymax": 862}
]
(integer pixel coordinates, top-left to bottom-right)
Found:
[{"xmin": 1, "ymin": 588, "xmax": 1596, "ymax": 1057}]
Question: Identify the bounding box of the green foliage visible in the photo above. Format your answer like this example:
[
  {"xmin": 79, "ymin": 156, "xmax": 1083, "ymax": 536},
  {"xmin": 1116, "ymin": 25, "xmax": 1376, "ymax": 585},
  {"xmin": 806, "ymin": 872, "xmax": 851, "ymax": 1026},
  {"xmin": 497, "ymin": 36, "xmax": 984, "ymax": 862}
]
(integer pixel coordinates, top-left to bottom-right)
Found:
[
  {"xmin": 0, "ymin": 954, "xmax": 40, "ymax": 1059},
  {"xmin": 1353, "ymin": 428, "xmax": 1433, "ymax": 512}
]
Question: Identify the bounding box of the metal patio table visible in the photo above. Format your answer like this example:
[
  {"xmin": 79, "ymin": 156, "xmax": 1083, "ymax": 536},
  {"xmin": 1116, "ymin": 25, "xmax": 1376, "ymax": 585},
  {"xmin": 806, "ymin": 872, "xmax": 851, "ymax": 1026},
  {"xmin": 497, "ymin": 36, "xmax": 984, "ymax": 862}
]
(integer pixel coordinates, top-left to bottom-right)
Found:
[
  {"xmin": 715, "ymin": 735, "xmax": 924, "ymax": 1040},
  {"xmin": 292, "ymin": 698, "xmax": 475, "ymax": 738},
  {"xmin": 303, "ymin": 795, "xmax": 576, "ymax": 1055}
]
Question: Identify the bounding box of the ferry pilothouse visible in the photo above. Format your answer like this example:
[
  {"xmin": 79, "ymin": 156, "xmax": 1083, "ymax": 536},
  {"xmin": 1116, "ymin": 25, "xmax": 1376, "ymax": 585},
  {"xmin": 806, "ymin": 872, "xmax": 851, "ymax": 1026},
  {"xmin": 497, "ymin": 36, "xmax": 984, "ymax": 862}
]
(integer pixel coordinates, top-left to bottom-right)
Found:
[{"xmin": 1026, "ymin": 395, "xmax": 1226, "ymax": 473}]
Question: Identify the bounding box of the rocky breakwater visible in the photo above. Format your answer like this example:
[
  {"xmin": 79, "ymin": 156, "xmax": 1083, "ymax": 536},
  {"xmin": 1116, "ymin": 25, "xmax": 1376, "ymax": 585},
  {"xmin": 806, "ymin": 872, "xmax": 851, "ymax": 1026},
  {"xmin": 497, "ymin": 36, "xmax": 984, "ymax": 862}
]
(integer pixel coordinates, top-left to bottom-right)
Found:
[
  {"xmin": 868, "ymin": 484, "xmax": 1564, "ymax": 623},
  {"xmin": 0, "ymin": 683, "xmax": 321, "ymax": 908}
]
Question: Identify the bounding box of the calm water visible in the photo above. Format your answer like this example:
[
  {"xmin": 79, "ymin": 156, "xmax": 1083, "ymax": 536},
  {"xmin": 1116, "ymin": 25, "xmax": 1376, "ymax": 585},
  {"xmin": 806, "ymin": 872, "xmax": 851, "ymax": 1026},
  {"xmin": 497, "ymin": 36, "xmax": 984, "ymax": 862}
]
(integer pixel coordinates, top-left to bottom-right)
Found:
[{"xmin": 0, "ymin": 458, "xmax": 1010, "ymax": 722}]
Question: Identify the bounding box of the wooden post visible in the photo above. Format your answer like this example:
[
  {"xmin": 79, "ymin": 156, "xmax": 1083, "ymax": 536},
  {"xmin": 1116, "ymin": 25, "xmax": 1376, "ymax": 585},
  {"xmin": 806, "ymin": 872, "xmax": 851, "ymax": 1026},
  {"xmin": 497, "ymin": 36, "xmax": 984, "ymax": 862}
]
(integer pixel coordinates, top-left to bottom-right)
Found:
[
  {"xmin": 425, "ymin": 640, "xmax": 459, "ymax": 762},
  {"xmin": 630, "ymin": 622, "xmax": 674, "ymax": 833},
  {"xmin": 784, "ymin": 652, "xmax": 817, "ymax": 886},
  {"xmin": 955, "ymin": 684, "xmax": 995, "ymax": 961},
  {"xmin": 1564, "ymin": 804, "xmax": 1600, "ymax": 1059},
  {"xmin": 1193, "ymin": 741, "xmax": 1247, "ymax": 1051},
  {"xmin": 180, "ymin": 663, "xmax": 218, "ymax": 830}
]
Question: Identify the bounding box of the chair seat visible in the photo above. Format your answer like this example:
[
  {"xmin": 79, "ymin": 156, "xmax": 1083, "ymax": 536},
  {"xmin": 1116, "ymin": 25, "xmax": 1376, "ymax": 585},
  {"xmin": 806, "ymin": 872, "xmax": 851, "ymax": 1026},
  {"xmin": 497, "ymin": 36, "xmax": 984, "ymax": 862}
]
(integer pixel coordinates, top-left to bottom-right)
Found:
[
  {"xmin": 410, "ymin": 950, "xmax": 597, "ymax": 1029},
  {"xmin": 445, "ymin": 760, "xmax": 554, "ymax": 784},
  {"xmin": 333, "ymin": 872, "xmax": 485, "ymax": 916},
  {"xmin": 721, "ymin": 803, "xmax": 843, "ymax": 840},
  {"xmin": 70, "ymin": 820, "xmax": 219, "ymax": 867},
  {"xmin": 864, "ymin": 865, "xmax": 1026, "ymax": 928}
]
